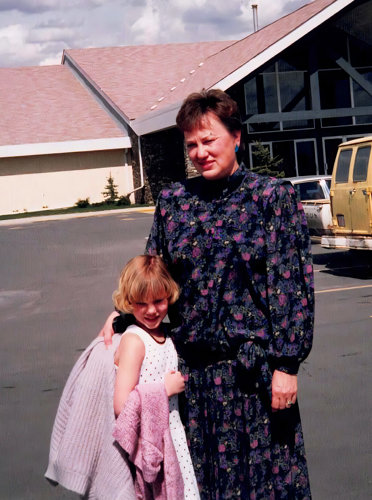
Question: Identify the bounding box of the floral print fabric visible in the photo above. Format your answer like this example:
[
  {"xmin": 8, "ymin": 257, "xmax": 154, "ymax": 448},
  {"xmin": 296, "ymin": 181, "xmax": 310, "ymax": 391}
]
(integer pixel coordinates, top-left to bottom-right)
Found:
[{"xmin": 146, "ymin": 164, "xmax": 314, "ymax": 499}]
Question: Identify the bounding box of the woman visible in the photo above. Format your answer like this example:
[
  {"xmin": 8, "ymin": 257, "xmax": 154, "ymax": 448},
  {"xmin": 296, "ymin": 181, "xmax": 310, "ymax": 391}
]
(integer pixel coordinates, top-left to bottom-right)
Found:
[{"xmin": 102, "ymin": 89, "xmax": 314, "ymax": 499}]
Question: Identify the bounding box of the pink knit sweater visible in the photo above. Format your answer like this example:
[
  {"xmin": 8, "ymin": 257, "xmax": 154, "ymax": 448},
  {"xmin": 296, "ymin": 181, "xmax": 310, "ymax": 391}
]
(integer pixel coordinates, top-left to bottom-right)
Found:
[
  {"xmin": 45, "ymin": 335, "xmax": 136, "ymax": 499},
  {"xmin": 113, "ymin": 383, "xmax": 184, "ymax": 500}
]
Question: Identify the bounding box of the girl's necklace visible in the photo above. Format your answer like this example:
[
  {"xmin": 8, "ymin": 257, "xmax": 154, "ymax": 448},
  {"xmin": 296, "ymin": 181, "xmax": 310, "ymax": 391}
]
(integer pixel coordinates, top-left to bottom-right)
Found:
[{"xmin": 149, "ymin": 333, "xmax": 166, "ymax": 344}]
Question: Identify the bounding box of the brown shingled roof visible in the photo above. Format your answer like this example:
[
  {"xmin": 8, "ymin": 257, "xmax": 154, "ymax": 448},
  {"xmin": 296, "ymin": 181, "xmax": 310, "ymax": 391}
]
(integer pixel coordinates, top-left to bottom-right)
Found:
[
  {"xmin": 65, "ymin": 0, "xmax": 343, "ymax": 130},
  {"xmin": 0, "ymin": 65, "xmax": 125, "ymax": 147},
  {"xmin": 64, "ymin": 41, "xmax": 233, "ymax": 121}
]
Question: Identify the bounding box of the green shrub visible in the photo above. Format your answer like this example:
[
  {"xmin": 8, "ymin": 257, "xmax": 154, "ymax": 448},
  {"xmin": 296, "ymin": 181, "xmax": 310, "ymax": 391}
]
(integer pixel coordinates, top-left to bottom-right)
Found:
[
  {"xmin": 116, "ymin": 195, "xmax": 131, "ymax": 206},
  {"xmin": 75, "ymin": 198, "xmax": 90, "ymax": 208}
]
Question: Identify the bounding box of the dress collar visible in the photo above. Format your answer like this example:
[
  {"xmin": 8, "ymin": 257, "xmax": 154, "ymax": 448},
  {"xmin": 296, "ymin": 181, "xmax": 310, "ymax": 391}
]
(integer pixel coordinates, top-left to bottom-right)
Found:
[{"xmin": 187, "ymin": 162, "xmax": 247, "ymax": 201}]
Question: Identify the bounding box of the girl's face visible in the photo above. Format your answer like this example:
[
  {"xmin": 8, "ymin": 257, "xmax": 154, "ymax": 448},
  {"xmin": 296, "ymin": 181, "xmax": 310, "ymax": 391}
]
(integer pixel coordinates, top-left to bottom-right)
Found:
[
  {"xmin": 184, "ymin": 111, "xmax": 241, "ymax": 181},
  {"xmin": 131, "ymin": 294, "xmax": 169, "ymax": 333}
]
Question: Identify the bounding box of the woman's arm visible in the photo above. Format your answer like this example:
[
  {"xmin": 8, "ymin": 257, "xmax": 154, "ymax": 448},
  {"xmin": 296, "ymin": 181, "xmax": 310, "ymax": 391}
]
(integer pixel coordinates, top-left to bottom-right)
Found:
[
  {"xmin": 98, "ymin": 310, "xmax": 119, "ymax": 346},
  {"xmin": 114, "ymin": 333, "xmax": 145, "ymax": 417},
  {"xmin": 264, "ymin": 181, "xmax": 314, "ymax": 410}
]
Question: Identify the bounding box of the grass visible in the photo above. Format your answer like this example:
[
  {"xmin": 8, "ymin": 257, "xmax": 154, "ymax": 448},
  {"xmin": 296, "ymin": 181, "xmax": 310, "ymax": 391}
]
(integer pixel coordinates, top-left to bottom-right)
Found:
[{"xmin": 0, "ymin": 203, "xmax": 153, "ymax": 221}]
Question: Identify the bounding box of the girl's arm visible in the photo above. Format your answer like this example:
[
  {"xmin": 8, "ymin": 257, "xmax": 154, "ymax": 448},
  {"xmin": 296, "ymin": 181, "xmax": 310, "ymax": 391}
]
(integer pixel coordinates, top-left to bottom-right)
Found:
[
  {"xmin": 164, "ymin": 370, "xmax": 185, "ymax": 397},
  {"xmin": 114, "ymin": 333, "xmax": 145, "ymax": 417}
]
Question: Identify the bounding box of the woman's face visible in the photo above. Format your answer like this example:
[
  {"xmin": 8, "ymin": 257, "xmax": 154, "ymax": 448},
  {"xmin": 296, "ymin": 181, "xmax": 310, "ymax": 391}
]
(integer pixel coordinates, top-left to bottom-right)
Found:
[{"xmin": 184, "ymin": 111, "xmax": 241, "ymax": 181}]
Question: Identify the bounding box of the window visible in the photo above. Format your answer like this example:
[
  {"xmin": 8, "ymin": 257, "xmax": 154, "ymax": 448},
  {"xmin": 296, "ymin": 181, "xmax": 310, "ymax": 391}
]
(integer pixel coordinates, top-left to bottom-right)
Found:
[
  {"xmin": 279, "ymin": 71, "xmax": 310, "ymax": 112},
  {"xmin": 295, "ymin": 141, "xmax": 318, "ymax": 176},
  {"xmin": 353, "ymin": 69, "xmax": 372, "ymax": 125},
  {"xmin": 353, "ymin": 146, "xmax": 370, "ymax": 182},
  {"xmin": 298, "ymin": 182, "xmax": 326, "ymax": 201},
  {"xmin": 245, "ymin": 76, "xmax": 280, "ymax": 133},
  {"xmin": 319, "ymin": 69, "xmax": 352, "ymax": 127},
  {"xmin": 272, "ymin": 141, "xmax": 296, "ymax": 177},
  {"xmin": 244, "ymin": 60, "xmax": 311, "ymax": 133},
  {"xmin": 323, "ymin": 137, "xmax": 344, "ymax": 175},
  {"xmin": 335, "ymin": 149, "xmax": 352, "ymax": 183}
]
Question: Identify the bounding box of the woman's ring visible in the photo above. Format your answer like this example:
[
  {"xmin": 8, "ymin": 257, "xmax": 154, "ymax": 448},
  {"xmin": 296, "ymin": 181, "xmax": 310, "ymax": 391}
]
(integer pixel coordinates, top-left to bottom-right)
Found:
[{"xmin": 286, "ymin": 400, "xmax": 294, "ymax": 407}]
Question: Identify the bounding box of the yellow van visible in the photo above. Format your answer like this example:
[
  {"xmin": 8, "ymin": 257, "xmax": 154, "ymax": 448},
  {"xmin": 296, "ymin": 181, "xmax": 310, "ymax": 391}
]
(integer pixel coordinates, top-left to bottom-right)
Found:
[{"xmin": 321, "ymin": 136, "xmax": 372, "ymax": 250}]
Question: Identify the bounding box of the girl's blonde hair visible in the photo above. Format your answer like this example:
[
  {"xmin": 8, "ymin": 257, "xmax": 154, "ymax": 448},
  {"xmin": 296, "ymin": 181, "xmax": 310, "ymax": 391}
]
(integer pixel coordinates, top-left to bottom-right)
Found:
[{"xmin": 112, "ymin": 255, "xmax": 179, "ymax": 313}]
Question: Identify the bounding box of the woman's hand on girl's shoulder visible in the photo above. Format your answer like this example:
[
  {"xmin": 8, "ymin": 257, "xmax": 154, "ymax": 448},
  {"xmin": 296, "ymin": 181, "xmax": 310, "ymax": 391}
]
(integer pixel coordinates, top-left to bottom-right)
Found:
[
  {"xmin": 98, "ymin": 311, "xmax": 120, "ymax": 347},
  {"xmin": 164, "ymin": 370, "xmax": 185, "ymax": 397}
]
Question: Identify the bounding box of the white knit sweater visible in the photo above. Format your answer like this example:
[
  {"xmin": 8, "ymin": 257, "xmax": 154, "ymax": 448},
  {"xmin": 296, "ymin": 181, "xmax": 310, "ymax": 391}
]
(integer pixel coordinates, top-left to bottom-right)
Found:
[{"xmin": 45, "ymin": 335, "xmax": 136, "ymax": 500}]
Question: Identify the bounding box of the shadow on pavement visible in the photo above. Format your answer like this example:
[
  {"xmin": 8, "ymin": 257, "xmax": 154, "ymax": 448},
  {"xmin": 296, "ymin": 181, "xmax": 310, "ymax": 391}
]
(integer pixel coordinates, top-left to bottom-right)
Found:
[{"xmin": 313, "ymin": 249, "xmax": 372, "ymax": 279}]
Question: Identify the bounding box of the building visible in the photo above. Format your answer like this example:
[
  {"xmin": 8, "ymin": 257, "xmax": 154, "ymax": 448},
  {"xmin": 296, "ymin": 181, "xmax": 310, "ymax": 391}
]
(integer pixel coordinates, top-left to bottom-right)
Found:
[
  {"xmin": 0, "ymin": 0, "xmax": 371, "ymax": 215},
  {"xmin": 0, "ymin": 65, "xmax": 132, "ymax": 215}
]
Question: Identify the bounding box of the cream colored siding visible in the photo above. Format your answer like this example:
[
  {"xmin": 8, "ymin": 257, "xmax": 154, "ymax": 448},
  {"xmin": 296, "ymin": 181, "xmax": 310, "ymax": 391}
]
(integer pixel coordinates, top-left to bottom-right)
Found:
[{"xmin": 0, "ymin": 150, "xmax": 134, "ymax": 215}]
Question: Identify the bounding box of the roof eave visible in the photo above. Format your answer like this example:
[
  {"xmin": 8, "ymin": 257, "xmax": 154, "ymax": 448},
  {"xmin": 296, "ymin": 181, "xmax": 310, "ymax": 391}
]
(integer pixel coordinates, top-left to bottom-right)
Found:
[
  {"xmin": 130, "ymin": 101, "xmax": 183, "ymax": 136},
  {"xmin": 0, "ymin": 137, "xmax": 131, "ymax": 158},
  {"xmin": 63, "ymin": 51, "xmax": 132, "ymax": 131}
]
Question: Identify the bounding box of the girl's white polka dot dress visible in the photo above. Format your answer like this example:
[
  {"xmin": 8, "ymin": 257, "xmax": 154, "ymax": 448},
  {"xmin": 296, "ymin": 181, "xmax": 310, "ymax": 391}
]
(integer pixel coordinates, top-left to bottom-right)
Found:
[{"xmin": 122, "ymin": 324, "xmax": 200, "ymax": 500}]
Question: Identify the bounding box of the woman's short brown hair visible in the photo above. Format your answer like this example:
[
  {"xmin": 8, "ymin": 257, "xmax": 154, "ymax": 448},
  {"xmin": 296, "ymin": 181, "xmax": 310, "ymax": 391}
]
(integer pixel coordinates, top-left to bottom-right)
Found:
[
  {"xmin": 112, "ymin": 255, "xmax": 179, "ymax": 313},
  {"xmin": 176, "ymin": 88, "xmax": 242, "ymax": 134}
]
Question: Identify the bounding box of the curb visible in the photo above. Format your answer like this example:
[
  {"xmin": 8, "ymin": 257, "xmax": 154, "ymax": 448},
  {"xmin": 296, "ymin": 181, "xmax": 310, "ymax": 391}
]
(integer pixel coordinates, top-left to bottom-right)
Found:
[{"xmin": 0, "ymin": 206, "xmax": 155, "ymax": 226}]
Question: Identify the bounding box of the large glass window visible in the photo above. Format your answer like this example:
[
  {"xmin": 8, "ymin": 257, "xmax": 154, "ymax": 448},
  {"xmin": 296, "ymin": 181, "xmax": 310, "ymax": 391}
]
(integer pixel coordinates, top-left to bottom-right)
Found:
[
  {"xmin": 319, "ymin": 69, "xmax": 352, "ymax": 126},
  {"xmin": 335, "ymin": 149, "xmax": 352, "ymax": 183},
  {"xmin": 353, "ymin": 68, "xmax": 372, "ymax": 125},
  {"xmin": 323, "ymin": 138, "xmax": 344, "ymax": 174},
  {"xmin": 272, "ymin": 141, "xmax": 296, "ymax": 177},
  {"xmin": 245, "ymin": 61, "xmax": 311, "ymax": 133},
  {"xmin": 295, "ymin": 141, "xmax": 318, "ymax": 176},
  {"xmin": 245, "ymin": 75, "xmax": 280, "ymax": 132},
  {"xmin": 280, "ymin": 71, "xmax": 313, "ymax": 129},
  {"xmin": 245, "ymin": 78, "xmax": 258, "ymax": 115},
  {"xmin": 279, "ymin": 71, "xmax": 309, "ymax": 111},
  {"xmin": 349, "ymin": 37, "xmax": 372, "ymax": 68},
  {"xmin": 261, "ymin": 73, "xmax": 279, "ymax": 113},
  {"xmin": 353, "ymin": 146, "xmax": 370, "ymax": 182},
  {"xmin": 248, "ymin": 140, "xmax": 318, "ymax": 177}
]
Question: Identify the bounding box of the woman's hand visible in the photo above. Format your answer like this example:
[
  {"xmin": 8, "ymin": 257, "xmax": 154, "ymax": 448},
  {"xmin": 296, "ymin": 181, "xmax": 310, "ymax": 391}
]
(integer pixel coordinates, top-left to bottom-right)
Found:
[
  {"xmin": 164, "ymin": 370, "xmax": 185, "ymax": 397},
  {"xmin": 98, "ymin": 311, "xmax": 120, "ymax": 346},
  {"xmin": 271, "ymin": 370, "xmax": 297, "ymax": 411}
]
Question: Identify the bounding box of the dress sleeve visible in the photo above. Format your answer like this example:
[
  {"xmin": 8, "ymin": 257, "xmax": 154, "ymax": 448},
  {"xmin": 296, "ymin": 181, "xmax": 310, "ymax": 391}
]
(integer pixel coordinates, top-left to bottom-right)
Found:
[
  {"xmin": 145, "ymin": 196, "xmax": 171, "ymax": 265},
  {"xmin": 264, "ymin": 181, "xmax": 314, "ymax": 375}
]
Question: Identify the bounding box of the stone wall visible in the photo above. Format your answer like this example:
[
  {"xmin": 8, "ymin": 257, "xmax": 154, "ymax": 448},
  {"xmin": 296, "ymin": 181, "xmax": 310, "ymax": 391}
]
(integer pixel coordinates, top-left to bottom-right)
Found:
[{"xmin": 140, "ymin": 127, "xmax": 186, "ymax": 203}]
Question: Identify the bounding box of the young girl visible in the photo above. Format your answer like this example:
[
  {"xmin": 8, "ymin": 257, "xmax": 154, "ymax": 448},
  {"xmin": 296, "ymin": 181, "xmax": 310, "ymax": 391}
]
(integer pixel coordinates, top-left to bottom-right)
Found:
[{"xmin": 113, "ymin": 255, "xmax": 200, "ymax": 500}]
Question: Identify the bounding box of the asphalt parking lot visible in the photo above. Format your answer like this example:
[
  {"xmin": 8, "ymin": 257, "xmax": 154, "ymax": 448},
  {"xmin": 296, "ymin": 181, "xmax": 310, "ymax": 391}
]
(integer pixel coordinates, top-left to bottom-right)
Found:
[{"xmin": 0, "ymin": 211, "xmax": 371, "ymax": 499}]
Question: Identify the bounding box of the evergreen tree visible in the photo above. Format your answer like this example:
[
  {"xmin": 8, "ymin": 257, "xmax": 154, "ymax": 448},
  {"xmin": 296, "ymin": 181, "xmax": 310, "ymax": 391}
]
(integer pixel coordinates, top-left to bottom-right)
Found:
[
  {"xmin": 251, "ymin": 141, "xmax": 285, "ymax": 178},
  {"xmin": 102, "ymin": 173, "xmax": 119, "ymax": 204}
]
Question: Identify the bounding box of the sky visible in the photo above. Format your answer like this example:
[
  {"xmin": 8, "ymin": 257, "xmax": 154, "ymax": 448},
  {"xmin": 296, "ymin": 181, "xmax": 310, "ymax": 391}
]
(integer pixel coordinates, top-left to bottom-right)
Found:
[{"xmin": 0, "ymin": 0, "xmax": 312, "ymax": 68}]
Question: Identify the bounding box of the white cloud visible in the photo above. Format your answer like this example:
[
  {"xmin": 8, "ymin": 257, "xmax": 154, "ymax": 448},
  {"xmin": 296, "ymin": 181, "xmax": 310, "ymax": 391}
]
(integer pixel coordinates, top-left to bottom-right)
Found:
[
  {"xmin": 128, "ymin": 0, "xmax": 312, "ymax": 46},
  {"xmin": 0, "ymin": 0, "xmax": 312, "ymax": 67},
  {"xmin": 0, "ymin": 24, "xmax": 44, "ymax": 66},
  {"xmin": 0, "ymin": 20, "xmax": 76, "ymax": 66},
  {"xmin": 131, "ymin": 1, "xmax": 161, "ymax": 44},
  {"xmin": 27, "ymin": 25, "xmax": 76, "ymax": 43},
  {"xmin": 38, "ymin": 52, "xmax": 62, "ymax": 65},
  {"xmin": 0, "ymin": 0, "xmax": 107, "ymax": 14}
]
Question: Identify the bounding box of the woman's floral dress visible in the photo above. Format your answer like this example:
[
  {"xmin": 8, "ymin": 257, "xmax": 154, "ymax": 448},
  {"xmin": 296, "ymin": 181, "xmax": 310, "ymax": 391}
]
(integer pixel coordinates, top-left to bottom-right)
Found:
[{"xmin": 146, "ymin": 164, "xmax": 314, "ymax": 500}]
